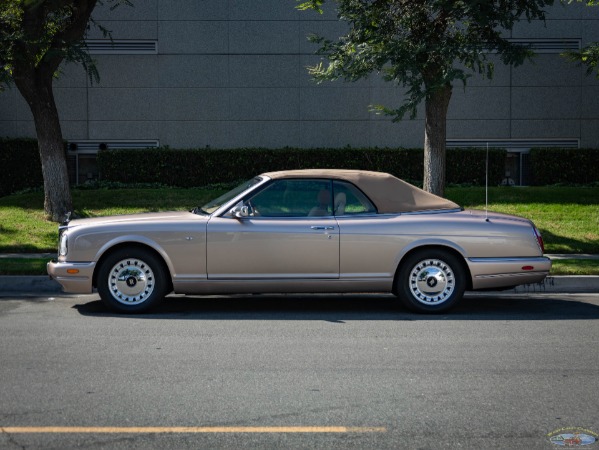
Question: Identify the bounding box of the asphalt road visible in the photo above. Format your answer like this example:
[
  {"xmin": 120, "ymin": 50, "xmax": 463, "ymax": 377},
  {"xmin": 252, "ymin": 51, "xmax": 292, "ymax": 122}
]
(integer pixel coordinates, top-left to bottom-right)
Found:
[{"xmin": 1, "ymin": 292, "xmax": 598, "ymax": 449}]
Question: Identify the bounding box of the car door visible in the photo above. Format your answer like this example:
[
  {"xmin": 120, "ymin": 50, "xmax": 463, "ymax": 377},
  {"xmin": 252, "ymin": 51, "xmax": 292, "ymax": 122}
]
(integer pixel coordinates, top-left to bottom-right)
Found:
[
  {"xmin": 331, "ymin": 180, "xmax": 402, "ymax": 280},
  {"xmin": 206, "ymin": 179, "xmax": 339, "ymax": 279}
]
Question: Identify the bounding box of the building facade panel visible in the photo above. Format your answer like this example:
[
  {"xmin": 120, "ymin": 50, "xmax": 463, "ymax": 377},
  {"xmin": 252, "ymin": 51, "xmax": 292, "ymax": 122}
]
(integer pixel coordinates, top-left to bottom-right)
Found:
[
  {"xmin": 581, "ymin": 120, "xmax": 599, "ymax": 147},
  {"xmin": 510, "ymin": 119, "xmax": 582, "ymax": 138},
  {"xmin": 511, "ymin": 55, "xmax": 582, "ymax": 87},
  {"xmin": 88, "ymin": 88, "xmax": 161, "ymax": 121},
  {"xmin": 159, "ymin": 88, "xmax": 230, "ymax": 121},
  {"xmin": 511, "ymin": 87, "xmax": 581, "ymax": 119},
  {"xmin": 89, "ymin": 121, "xmax": 161, "ymax": 141},
  {"xmin": 229, "ymin": 21, "xmax": 300, "ymax": 54},
  {"xmin": 85, "ymin": 20, "xmax": 158, "ymax": 40},
  {"xmin": 447, "ymin": 87, "xmax": 511, "ymax": 120},
  {"xmin": 229, "ymin": 55, "xmax": 300, "ymax": 88},
  {"xmin": 158, "ymin": 20, "xmax": 229, "ymax": 54},
  {"xmin": 1, "ymin": 0, "xmax": 598, "ymax": 186},
  {"xmin": 229, "ymin": 0, "xmax": 300, "ymax": 21},
  {"xmin": 0, "ymin": 89, "xmax": 18, "ymax": 121},
  {"xmin": 300, "ymin": 87, "xmax": 372, "ymax": 121},
  {"xmin": 229, "ymin": 88, "xmax": 300, "ymax": 121},
  {"xmin": 93, "ymin": 56, "xmax": 160, "ymax": 88},
  {"xmin": 92, "ymin": 0, "xmax": 157, "ymax": 21},
  {"xmin": 446, "ymin": 120, "xmax": 511, "ymax": 140},
  {"xmin": 512, "ymin": 19, "xmax": 583, "ymax": 39},
  {"xmin": 299, "ymin": 121, "xmax": 371, "ymax": 148},
  {"xmin": 222, "ymin": 121, "xmax": 302, "ymax": 148},
  {"xmin": 60, "ymin": 121, "xmax": 89, "ymax": 140},
  {"xmin": 369, "ymin": 120, "xmax": 425, "ymax": 148},
  {"xmin": 581, "ymin": 86, "xmax": 599, "ymax": 118},
  {"xmin": 158, "ymin": 55, "xmax": 230, "ymax": 88},
  {"xmin": 54, "ymin": 88, "xmax": 88, "ymax": 122},
  {"xmin": 158, "ymin": 0, "xmax": 228, "ymax": 21}
]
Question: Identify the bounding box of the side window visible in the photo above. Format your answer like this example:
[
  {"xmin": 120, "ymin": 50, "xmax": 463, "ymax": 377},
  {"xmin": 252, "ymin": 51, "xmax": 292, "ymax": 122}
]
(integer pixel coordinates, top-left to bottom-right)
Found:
[
  {"xmin": 246, "ymin": 179, "xmax": 332, "ymax": 217},
  {"xmin": 332, "ymin": 181, "xmax": 377, "ymax": 215}
]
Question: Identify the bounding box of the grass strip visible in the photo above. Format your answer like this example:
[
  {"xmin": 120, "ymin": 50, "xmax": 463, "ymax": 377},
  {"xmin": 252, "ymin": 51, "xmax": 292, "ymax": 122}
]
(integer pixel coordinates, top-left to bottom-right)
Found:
[
  {"xmin": 0, "ymin": 258, "xmax": 51, "ymax": 275},
  {"xmin": 0, "ymin": 186, "xmax": 598, "ymax": 253}
]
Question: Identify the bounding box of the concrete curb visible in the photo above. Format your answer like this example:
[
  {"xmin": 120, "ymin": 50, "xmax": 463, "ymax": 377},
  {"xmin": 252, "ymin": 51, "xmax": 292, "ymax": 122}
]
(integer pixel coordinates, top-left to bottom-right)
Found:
[
  {"xmin": 0, "ymin": 276, "xmax": 63, "ymax": 294},
  {"xmin": 0, "ymin": 275, "xmax": 597, "ymax": 295}
]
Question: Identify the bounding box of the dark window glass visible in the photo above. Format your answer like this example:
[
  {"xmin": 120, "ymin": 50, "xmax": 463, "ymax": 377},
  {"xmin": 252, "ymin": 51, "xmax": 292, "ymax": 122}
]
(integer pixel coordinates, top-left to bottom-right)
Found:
[
  {"xmin": 332, "ymin": 181, "xmax": 377, "ymax": 215},
  {"xmin": 246, "ymin": 179, "xmax": 333, "ymax": 217}
]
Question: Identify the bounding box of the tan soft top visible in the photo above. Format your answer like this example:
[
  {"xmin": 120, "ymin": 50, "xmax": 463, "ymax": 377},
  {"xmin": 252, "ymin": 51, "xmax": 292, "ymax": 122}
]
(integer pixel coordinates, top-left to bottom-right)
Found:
[{"xmin": 262, "ymin": 169, "xmax": 459, "ymax": 213}]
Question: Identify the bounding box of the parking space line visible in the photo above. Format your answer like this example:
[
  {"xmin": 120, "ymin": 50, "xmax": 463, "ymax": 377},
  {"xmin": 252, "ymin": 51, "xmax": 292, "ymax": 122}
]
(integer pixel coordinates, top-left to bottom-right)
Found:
[{"xmin": 1, "ymin": 426, "xmax": 386, "ymax": 434}]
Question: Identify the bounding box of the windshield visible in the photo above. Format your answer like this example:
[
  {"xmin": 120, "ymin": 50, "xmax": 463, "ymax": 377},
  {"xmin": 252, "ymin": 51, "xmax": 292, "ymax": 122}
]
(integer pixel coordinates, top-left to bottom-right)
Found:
[{"xmin": 196, "ymin": 177, "xmax": 263, "ymax": 215}]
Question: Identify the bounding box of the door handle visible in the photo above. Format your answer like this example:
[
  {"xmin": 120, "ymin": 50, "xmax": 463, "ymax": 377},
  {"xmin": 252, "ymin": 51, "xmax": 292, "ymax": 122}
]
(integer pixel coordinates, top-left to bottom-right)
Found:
[{"xmin": 311, "ymin": 226, "xmax": 335, "ymax": 230}]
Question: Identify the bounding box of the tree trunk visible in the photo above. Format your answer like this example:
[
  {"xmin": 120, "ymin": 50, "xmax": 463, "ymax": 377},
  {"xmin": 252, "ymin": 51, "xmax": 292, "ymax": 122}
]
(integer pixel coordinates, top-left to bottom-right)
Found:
[
  {"xmin": 15, "ymin": 74, "xmax": 72, "ymax": 222},
  {"xmin": 423, "ymin": 83, "xmax": 452, "ymax": 197}
]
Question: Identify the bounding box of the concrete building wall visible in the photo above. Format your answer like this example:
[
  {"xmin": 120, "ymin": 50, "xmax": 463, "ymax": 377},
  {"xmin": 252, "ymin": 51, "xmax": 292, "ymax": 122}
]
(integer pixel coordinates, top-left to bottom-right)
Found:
[{"xmin": 1, "ymin": 0, "xmax": 599, "ymax": 151}]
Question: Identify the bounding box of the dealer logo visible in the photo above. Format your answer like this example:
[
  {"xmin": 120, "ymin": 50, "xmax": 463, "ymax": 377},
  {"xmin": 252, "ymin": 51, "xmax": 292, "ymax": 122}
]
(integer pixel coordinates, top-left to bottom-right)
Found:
[{"xmin": 548, "ymin": 427, "xmax": 597, "ymax": 447}]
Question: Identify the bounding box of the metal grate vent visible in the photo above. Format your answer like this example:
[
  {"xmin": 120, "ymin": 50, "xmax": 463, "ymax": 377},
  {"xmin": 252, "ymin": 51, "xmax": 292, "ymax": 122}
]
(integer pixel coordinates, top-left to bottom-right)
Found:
[
  {"xmin": 68, "ymin": 140, "xmax": 160, "ymax": 153},
  {"xmin": 446, "ymin": 139, "xmax": 579, "ymax": 150},
  {"xmin": 508, "ymin": 39, "xmax": 581, "ymax": 53},
  {"xmin": 85, "ymin": 40, "xmax": 158, "ymax": 54}
]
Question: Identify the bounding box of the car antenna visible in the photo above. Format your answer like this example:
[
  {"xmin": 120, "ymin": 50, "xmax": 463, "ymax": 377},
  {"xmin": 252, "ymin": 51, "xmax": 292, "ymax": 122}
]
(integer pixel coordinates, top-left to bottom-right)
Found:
[{"xmin": 485, "ymin": 142, "xmax": 489, "ymax": 222}]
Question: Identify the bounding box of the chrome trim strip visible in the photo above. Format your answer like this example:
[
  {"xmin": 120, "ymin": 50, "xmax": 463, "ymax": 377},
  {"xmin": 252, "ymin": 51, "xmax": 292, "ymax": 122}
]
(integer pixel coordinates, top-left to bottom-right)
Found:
[
  {"xmin": 399, "ymin": 208, "xmax": 463, "ymax": 216},
  {"xmin": 469, "ymin": 257, "xmax": 549, "ymax": 263}
]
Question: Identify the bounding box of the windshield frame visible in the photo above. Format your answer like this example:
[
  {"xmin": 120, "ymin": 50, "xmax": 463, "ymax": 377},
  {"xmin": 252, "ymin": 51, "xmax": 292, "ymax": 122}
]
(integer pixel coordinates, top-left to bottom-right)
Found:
[{"xmin": 195, "ymin": 176, "xmax": 268, "ymax": 216}]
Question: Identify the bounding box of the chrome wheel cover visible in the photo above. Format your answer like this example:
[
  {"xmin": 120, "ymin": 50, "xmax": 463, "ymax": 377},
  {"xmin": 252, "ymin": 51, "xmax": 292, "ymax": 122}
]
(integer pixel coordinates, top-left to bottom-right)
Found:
[
  {"xmin": 107, "ymin": 258, "xmax": 155, "ymax": 305},
  {"xmin": 408, "ymin": 258, "xmax": 455, "ymax": 305}
]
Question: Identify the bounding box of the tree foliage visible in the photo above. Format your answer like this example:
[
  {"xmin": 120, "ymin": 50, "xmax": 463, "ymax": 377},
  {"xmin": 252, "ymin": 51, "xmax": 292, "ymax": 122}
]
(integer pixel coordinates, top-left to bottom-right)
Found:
[
  {"xmin": 298, "ymin": 0, "xmax": 555, "ymax": 195},
  {"xmin": 562, "ymin": 0, "xmax": 599, "ymax": 77},
  {"xmin": 0, "ymin": 0, "xmax": 130, "ymax": 221}
]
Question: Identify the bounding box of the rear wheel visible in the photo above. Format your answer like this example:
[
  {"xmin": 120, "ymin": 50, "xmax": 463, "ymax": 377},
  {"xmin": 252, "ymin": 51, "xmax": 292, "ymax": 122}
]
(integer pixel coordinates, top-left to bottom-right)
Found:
[
  {"xmin": 396, "ymin": 249, "xmax": 467, "ymax": 313},
  {"xmin": 97, "ymin": 247, "xmax": 169, "ymax": 313}
]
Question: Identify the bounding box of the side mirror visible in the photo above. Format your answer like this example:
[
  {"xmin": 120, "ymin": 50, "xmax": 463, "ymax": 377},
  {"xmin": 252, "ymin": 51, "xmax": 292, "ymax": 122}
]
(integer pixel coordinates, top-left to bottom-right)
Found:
[{"xmin": 230, "ymin": 204, "xmax": 252, "ymax": 219}]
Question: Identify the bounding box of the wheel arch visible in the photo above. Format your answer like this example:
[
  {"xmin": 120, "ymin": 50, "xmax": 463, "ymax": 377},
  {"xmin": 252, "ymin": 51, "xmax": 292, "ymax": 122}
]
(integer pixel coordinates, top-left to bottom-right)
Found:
[
  {"xmin": 92, "ymin": 242, "xmax": 173, "ymax": 292},
  {"xmin": 392, "ymin": 244, "xmax": 473, "ymax": 295}
]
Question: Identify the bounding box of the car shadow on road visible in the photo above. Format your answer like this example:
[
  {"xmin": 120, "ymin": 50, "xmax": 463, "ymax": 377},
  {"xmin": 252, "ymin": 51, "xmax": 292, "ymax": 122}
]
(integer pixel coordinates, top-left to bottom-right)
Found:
[{"xmin": 72, "ymin": 292, "xmax": 599, "ymax": 321}]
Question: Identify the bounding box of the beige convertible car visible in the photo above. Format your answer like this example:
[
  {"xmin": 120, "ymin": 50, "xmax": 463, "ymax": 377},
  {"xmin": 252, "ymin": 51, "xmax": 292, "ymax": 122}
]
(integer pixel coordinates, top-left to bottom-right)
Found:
[{"xmin": 48, "ymin": 169, "xmax": 551, "ymax": 313}]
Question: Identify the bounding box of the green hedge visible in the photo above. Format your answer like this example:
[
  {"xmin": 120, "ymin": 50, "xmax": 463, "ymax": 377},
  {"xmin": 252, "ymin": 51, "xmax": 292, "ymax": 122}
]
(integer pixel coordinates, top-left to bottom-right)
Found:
[
  {"xmin": 0, "ymin": 138, "xmax": 43, "ymax": 197},
  {"xmin": 97, "ymin": 147, "xmax": 506, "ymax": 187},
  {"xmin": 530, "ymin": 148, "xmax": 599, "ymax": 185}
]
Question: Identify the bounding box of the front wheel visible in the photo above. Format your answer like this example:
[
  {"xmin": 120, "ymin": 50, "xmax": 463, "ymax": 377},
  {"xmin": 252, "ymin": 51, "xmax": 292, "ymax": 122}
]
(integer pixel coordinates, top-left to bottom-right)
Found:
[
  {"xmin": 97, "ymin": 248, "xmax": 169, "ymax": 313},
  {"xmin": 396, "ymin": 250, "xmax": 467, "ymax": 313}
]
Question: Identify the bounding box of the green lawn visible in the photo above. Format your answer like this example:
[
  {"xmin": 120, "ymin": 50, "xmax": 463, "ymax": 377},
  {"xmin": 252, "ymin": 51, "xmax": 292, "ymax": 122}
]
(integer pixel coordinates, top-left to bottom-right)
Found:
[
  {"xmin": 446, "ymin": 186, "xmax": 599, "ymax": 254},
  {"xmin": 0, "ymin": 185, "xmax": 597, "ymax": 255},
  {"xmin": 0, "ymin": 187, "xmax": 222, "ymax": 252}
]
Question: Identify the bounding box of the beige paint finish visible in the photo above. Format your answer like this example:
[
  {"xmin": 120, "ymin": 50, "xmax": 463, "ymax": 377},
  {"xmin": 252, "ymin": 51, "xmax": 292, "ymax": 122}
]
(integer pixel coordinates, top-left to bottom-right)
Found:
[
  {"xmin": 48, "ymin": 170, "xmax": 551, "ymax": 300},
  {"xmin": 206, "ymin": 216, "xmax": 339, "ymax": 279}
]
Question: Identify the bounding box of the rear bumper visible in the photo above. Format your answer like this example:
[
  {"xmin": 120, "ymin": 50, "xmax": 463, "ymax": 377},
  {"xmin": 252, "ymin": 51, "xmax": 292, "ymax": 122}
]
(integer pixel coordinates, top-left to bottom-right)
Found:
[
  {"xmin": 467, "ymin": 256, "xmax": 551, "ymax": 290},
  {"xmin": 47, "ymin": 260, "xmax": 95, "ymax": 294}
]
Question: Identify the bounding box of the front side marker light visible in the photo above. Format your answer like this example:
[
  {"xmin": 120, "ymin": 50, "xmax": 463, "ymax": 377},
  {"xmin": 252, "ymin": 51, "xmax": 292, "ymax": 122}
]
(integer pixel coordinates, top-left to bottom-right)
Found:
[{"xmin": 67, "ymin": 269, "xmax": 79, "ymax": 274}]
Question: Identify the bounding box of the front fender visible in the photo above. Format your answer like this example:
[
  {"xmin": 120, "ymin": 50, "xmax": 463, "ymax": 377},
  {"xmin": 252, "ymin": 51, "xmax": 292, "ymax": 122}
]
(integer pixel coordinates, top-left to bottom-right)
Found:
[{"xmin": 91, "ymin": 235, "xmax": 176, "ymax": 276}]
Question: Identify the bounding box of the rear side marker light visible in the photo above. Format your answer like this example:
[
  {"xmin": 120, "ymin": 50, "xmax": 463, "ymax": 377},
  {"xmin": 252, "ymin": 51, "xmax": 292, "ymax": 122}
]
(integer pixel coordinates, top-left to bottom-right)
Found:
[{"xmin": 522, "ymin": 266, "xmax": 534, "ymax": 271}]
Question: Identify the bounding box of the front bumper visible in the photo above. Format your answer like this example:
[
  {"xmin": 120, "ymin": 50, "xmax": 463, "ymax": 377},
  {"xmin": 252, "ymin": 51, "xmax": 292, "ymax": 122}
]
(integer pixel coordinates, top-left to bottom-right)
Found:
[
  {"xmin": 468, "ymin": 256, "xmax": 552, "ymax": 290},
  {"xmin": 47, "ymin": 260, "xmax": 96, "ymax": 294}
]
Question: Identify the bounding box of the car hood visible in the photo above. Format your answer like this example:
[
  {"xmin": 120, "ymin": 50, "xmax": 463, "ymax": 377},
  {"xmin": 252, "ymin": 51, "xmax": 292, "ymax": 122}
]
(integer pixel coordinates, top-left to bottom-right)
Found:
[{"xmin": 66, "ymin": 211, "xmax": 203, "ymax": 228}]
